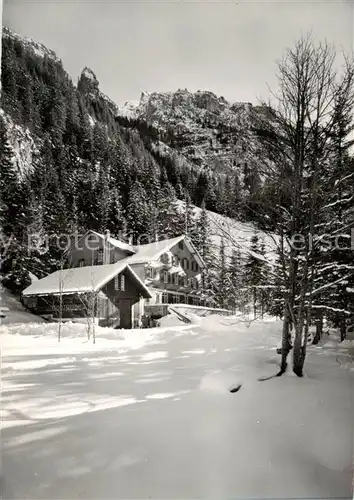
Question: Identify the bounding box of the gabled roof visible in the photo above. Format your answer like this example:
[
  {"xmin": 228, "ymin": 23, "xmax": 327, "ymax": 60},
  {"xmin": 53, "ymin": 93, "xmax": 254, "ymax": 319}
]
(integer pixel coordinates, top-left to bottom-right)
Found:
[
  {"xmin": 126, "ymin": 235, "xmax": 185, "ymax": 264},
  {"xmin": 77, "ymin": 230, "xmax": 136, "ymax": 254},
  {"xmin": 121, "ymin": 235, "xmax": 206, "ymax": 268},
  {"xmin": 22, "ymin": 262, "xmax": 151, "ymax": 298}
]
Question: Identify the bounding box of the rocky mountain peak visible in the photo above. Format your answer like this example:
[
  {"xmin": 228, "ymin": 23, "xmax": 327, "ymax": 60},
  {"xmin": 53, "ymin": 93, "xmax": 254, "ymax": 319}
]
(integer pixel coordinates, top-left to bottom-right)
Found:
[
  {"xmin": 78, "ymin": 67, "xmax": 100, "ymax": 94},
  {"xmin": 3, "ymin": 26, "xmax": 61, "ymax": 64},
  {"xmin": 77, "ymin": 67, "xmax": 118, "ymax": 116},
  {"xmin": 117, "ymin": 88, "xmax": 262, "ymax": 174}
]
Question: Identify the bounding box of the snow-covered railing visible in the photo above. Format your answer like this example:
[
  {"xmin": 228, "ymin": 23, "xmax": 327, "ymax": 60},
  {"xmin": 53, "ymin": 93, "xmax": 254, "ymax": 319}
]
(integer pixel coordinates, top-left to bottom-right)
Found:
[{"xmin": 171, "ymin": 303, "xmax": 232, "ymax": 315}]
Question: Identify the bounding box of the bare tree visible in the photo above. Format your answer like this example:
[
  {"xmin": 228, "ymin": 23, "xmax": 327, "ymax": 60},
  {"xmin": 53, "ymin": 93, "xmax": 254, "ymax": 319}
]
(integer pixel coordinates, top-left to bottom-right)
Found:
[
  {"xmin": 41, "ymin": 252, "xmax": 74, "ymax": 342},
  {"xmin": 211, "ymin": 35, "xmax": 354, "ymax": 377},
  {"xmin": 77, "ymin": 265, "xmax": 99, "ymax": 344},
  {"xmin": 254, "ymin": 35, "xmax": 354, "ymax": 376}
]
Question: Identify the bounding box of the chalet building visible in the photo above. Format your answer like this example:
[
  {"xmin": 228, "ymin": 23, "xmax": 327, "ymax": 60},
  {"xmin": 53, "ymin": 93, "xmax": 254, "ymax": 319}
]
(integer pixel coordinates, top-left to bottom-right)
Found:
[
  {"xmin": 22, "ymin": 262, "xmax": 151, "ymax": 329},
  {"xmin": 22, "ymin": 231, "xmax": 213, "ymax": 328}
]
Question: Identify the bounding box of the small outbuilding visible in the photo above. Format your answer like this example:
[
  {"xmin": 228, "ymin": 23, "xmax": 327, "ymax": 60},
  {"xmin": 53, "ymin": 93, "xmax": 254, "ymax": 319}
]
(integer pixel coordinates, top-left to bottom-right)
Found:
[{"xmin": 22, "ymin": 262, "xmax": 152, "ymax": 329}]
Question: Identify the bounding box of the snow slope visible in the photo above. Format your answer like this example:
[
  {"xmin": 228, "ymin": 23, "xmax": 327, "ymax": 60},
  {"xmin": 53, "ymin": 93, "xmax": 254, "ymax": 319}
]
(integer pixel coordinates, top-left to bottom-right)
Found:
[
  {"xmin": 1, "ymin": 316, "xmax": 353, "ymax": 499},
  {"xmin": 177, "ymin": 199, "xmax": 278, "ymax": 261},
  {"xmin": 0, "ymin": 288, "xmax": 45, "ymax": 325}
]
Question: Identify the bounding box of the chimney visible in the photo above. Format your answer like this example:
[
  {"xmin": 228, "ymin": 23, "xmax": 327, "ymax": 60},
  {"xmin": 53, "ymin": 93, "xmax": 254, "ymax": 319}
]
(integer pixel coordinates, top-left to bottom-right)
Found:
[{"xmin": 103, "ymin": 230, "xmax": 110, "ymax": 265}]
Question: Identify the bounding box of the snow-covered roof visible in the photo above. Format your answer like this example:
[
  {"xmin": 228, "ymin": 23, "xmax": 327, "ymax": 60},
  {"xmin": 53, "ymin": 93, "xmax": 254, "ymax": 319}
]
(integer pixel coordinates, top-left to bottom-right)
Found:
[
  {"xmin": 79, "ymin": 231, "xmax": 136, "ymax": 254},
  {"xmin": 129, "ymin": 236, "xmax": 185, "ymax": 263},
  {"xmin": 123, "ymin": 235, "xmax": 205, "ymax": 268},
  {"xmin": 22, "ymin": 263, "xmax": 151, "ymax": 298},
  {"xmin": 74, "ymin": 232, "xmax": 205, "ymax": 267}
]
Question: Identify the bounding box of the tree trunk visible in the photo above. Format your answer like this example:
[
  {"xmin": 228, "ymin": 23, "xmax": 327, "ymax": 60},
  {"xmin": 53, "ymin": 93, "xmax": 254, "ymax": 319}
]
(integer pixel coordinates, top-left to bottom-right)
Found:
[
  {"xmin": 312, "ymin": 315, "xmax": 323, "ymax": 345},
  {"xmin": 304, "ymin": 308, "xmax": 310, "ymax": 343},
  {"xmin": 261, "ymin": 292, "xmax": 264, "ymax": 319},
  {"xmin": 58, "ymin": 291, "xmax": 62, "ymax": 343},
  {"xmin": 293, "ymin": 317, "xmax": 306, "ymax": 377},
  {"xmin": 279, "ymin": 305, "xmax": 292, "ymax": 375},
  {"xmin": 92, "ymin": 320, "xmax": 96, "ymax": 344},
  {"xmin": 253, "ymin": 288, "xmax": 257, "ymax": 319},
  {"xmin": 340, "ymin": 317, "xmax": 346, "ymax": 342},
  {"xmin": 293, "ymin": 293, "xmax": 307, "ymax": 377}
]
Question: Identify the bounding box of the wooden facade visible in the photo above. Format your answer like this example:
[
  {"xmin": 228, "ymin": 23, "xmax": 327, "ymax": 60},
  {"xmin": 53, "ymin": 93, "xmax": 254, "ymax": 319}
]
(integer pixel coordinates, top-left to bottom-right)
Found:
[{"xmin": 24, "ymin": 268, "xmax": 150, "ymax": 329}]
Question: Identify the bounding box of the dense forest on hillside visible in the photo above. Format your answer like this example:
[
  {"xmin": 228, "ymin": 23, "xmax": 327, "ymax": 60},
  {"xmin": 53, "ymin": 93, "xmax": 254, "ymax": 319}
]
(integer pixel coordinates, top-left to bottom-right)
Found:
[{"xmin": 0, "ymin": 28, "xmax": 268, "ymax": 295}]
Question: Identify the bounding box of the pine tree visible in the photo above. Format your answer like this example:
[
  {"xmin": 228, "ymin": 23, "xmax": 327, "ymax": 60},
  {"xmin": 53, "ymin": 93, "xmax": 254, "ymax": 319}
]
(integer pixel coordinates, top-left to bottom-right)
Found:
[
  {"xmin": 244, "ymin": 233, "xmax": 267, "ymax": 318},
  {"xmin": 126, "ymin": 180, "xmax": 150, "ymax": 243},
  {"xmin": 0, "ymin": 116, "xmax": 19, "ymax": 236},
  {"xmin": 154, "ymin": 183, "xmax": 179, "ymax": 238},
  {"xmin": 230, "ymin": 172, "xmax": 243, "ymax": 219},
  {"xmin": 184, "ymin": 191, "xmax": 197, "ymax": 239},
  {"xmin": 215, "ymin": 238, "xmax": 228, "ymax": 309},
  {"xmin": 141, "ymin": 158, "xmax": 160, "ymax": 204},
  {"xmin": 1, "ymin": 37, "xmax": 20, "ymax": 119},
  {"xmin": 227, "ymin": 249, "xmax": 244, "ymax": 313},
  {"xmin": 194, "ymin": 201, "xmax": 214, "ymax": 296},
  {"xmin": 95, "ymin": 165, "xmax": 112, "ymax": 232},
  {"xmin": 107, "ymin": 188, "xmax": 125, "ymax": 237}
]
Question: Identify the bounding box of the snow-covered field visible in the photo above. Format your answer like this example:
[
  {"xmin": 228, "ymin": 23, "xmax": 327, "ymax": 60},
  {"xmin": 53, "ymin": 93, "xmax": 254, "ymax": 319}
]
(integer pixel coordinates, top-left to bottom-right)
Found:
[{"xmin": 1, "ymin": 316, "xmax": 353, "ymax": 499}]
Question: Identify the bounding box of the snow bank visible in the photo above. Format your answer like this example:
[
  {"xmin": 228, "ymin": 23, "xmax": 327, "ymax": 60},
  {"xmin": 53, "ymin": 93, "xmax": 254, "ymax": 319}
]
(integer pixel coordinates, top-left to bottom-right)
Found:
[
  {"xmin": 2, "ymin": 315, "xmax": 353, "ymax": 499},
  {"xmin": 0, "ymin": 321, "xmax": 190, "ymax": 357},
  {"xmin": 158, "ymin": 313, "xmax": 185, "ymax": 328}
]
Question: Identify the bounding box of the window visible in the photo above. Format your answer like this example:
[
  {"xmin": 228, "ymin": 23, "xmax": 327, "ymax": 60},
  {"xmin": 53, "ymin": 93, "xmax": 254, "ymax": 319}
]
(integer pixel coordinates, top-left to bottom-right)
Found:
[
  {"xmin": 162, "ymin": 293, "xmax": 168, "ymax": 304},
  {"xmin": 114, "ymin": 274, "xmax": 125, "ymax": 291},
  {"xmin": 97, "ymin": 249, "xmax": 103, "ymax": 263},
  {"xmin": 149, "ymin": 267, "xmax": 156, "ymax": 279},
  {"xmin": 161, "ymin": 253, "xmax": 169, "ymax": 264},
  {"xmin": 146, "ymin": 267, "xmax": 152, "ymax": 279},
  {"xmin": 164, "ymin": 271, "xmax": 168, "ymax": 284},
  {"xmin": 190, "ymin": 278, "xmax": 194, "ymax": 289},
  {"xmin": 79, "ymin": 259, "xmax": 85, "ymax": 267},
  {"xmin": 178, "ymin": 241, "xmax": 184, "ymax": 250},
  {"xmin": 172, "ymin": 256, "xmax": 178, "ymax": 266},
  {"xmin": 183, "ymin": 277, "xmax": 188, "ymax": 287},
  {"xmin": 27, "ymin": 297, "xmax": 37, "ymax": 308},
  {"xmin": 174, "ymin": 274, "xmax": 179, "ymax": 285},
  {"xmin": 181, "ymin": 258, "xmax": 189, "ymax": 270}
]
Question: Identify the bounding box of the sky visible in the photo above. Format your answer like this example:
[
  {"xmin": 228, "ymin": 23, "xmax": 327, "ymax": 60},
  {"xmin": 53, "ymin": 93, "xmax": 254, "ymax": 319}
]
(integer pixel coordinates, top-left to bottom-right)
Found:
[{"xmin": 2, "ymin": 0, "xmax": 354, "ymax": 107}]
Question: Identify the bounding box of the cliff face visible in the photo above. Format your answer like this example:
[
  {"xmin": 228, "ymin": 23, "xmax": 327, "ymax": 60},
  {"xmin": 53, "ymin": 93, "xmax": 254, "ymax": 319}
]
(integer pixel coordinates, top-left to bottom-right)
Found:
[
  {"xmin": 2, "ymin": 26, "xmax": 61, "ymax": 63},
  {"xmin": 0, "ymin": 110, "xmax": 38, "ymax": 180},
  {"xmin": 78, "ymin": 67, "xmax": 118, "ymax": 116},
  {"xmin": 118, "ymin": 89, "xmax": 264, "ymax": 175}
]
